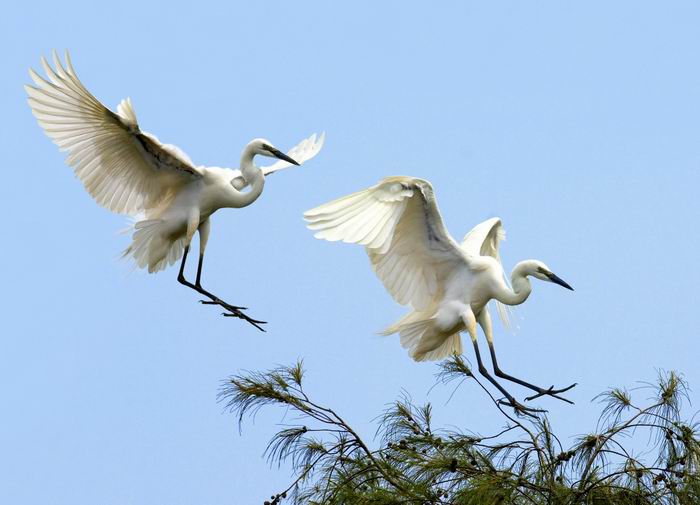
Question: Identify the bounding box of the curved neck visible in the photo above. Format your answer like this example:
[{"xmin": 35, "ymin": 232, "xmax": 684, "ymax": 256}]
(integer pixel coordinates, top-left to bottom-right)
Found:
[
  {"xmin": 240, "ymin": 145, "xmax": 262, "ymax": 183},
  {"xmin": 494, "ymin": 261, "xmax": 533, "ymax": 306},
  {"xmin": 225, "ymin": 147, "xmax": 266, "ymax": 208}
]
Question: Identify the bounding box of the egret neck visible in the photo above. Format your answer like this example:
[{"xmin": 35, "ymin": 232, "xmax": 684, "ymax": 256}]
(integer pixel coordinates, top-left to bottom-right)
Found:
[
  {"xmin": 494, "ymin": 261, "xmax": 533, "ymax": 306},
  {"xmin": 227, "ymin": 144, "xmax": 266, "ymax": 208}
]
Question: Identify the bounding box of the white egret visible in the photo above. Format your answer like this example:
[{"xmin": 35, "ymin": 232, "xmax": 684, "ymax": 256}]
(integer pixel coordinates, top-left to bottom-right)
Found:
[
  {"xmin": 26, "ymin": 51, "xmax": 324, "ymax": 330},
  {"xmin": 304, "ymin": 176, "xmax": 575, "ymax": 411}
]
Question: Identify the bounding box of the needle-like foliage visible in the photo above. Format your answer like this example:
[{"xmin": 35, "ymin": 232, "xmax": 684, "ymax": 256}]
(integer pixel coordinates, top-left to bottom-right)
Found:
[{"xmin": 220, "ymin": 359, "xmax": 700, "ymax": 504}]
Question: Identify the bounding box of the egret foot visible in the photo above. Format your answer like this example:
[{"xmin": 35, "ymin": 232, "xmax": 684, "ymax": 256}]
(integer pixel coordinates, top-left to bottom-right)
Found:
[
  {"xmin": 200, "ymin": 299, "xmax": 248, "ymax": 311},
  {"xmin": 525, "ymin": 383, "xmax": 577, "ymax": 404},
  {"xmin": 486, "ymin": 341, "xmax": 576, "ymax": 405},
  {"xmin": 177, "ymin": 266, "xmax": 265, "ymax": 331},
  {"xmin": 468, "ymin": 338, "xmax": 546, "ymax": 418},
  {"xmin": 498, "ymin": 398, "xmax": 547, "ymax": 418},
  {"xmin": 222, "ymin": 309, "xmax": 267, "ymax": 332},
  {"xmin": 199, "ymin": 296, "xmax": 266, "ymax": 331}
]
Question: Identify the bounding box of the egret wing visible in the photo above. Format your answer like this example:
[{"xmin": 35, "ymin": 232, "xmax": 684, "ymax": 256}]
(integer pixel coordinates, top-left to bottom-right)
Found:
[
  {"xmin": 26, "ymin": 51, "xmax": 201, "ymax": 216},
  {"xmin": 461, "ymin": 217, "xmax": 505, "ymax": 259},
  {"xmin": 261, "ymin": 132, "xmax": 325, "ymax": 176},
  {"xmin": 305, "ymin": 176, "xmax": 467, "ymax": 311},
  {"xmin": 461, "ymin": 217, "xmax": 512, "ymax": 328}
]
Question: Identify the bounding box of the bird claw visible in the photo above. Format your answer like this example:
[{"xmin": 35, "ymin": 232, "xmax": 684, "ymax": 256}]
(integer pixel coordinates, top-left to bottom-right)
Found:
[
  {"xmin": 525, "ymin": 383, "xmax": 577, "ymax": 404},
  {"xmin": 221, "ymin": 311, "xmax": 265, "ymax": 323},
  {"xmin": 221, "ymin": 309, "xmax": 267, "ymax": 331},
  {"xmin": 195, "ymin": 295, "xmax": 265, "ymax": 331},
  {"xmin": 199, "ymin": 299, "xmax": 247, "ymax": 310},
  {"xmin": 498, "ymin": 398, "xmax": 547, "ymax": 418}
]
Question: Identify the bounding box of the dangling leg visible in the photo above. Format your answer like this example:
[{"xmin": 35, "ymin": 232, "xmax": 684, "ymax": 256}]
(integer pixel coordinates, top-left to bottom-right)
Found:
[
  {"xmin": 177, "ymin": 218, "xmax": 266, "ymax": 331},
  {"xmin": 176, "ymin": 215, "xmax": 201, "ymax": 292},
  {"xmin": 462, "ymin": 309, "xmax": 544, "ymax": 416},
  {"xmin": 193, "ymin": 219, "xmax": 245, "ymax": 309},
  {"xmin": 194, "ymin": 217, "xmax": 210, "ymax": 290},
  {"xmin": 195, "ymin": 220, "xmax": 266, "ymax": 329},
  {"xmin": 477, "ymin": 310, "xmax": 575, "ymax": 404}
]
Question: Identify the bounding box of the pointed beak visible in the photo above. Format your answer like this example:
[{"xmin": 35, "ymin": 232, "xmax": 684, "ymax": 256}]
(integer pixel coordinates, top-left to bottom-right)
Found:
[
  {"xmin": 269, "ymin": 147, "xmax": 300, "ymax": 166},
  {"xmin": 545, "ymin": 272, "xmax": 574, "ymax": 291}
]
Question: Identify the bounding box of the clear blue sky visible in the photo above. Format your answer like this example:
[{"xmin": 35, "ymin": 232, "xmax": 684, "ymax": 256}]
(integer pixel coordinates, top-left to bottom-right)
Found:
[{"xmin": 2, "ymin": 1, "xmax": 699, "ymax": 503}]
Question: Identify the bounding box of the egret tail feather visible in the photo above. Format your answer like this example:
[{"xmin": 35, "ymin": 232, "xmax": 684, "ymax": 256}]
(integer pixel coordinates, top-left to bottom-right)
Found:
[
  {"xmin": 122, "ymin": 219, "xmax": 186, "ymax": 273},
  {"xmin": 382, "ymin": 313, "xmax": 462, "ymax": 362}
]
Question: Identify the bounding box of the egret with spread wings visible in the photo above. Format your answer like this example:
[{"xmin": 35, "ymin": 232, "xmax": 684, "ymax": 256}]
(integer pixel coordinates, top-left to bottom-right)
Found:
[
  {"xmin": 26, "ymin": 51, "xmax": 324, "ymax": 330},
  {"xmin": 305, "ymin": 176, "xmax": 575, "ymax": 411}
]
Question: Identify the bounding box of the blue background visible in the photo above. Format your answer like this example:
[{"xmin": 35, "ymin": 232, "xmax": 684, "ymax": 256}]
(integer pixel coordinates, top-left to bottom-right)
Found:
[{"xmin": 2, "ymin": 2, "xmax": 699, "ymax": 503}]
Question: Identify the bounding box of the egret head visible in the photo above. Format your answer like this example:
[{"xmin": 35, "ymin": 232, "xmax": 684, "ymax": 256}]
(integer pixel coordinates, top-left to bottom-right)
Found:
[
  {"xmin": 247, "ymin": 138, "xmax": 300, "ymax": 165},
  {"xmin": 527, "ymin": 260, "xmax": 574, "ymax": 291}
]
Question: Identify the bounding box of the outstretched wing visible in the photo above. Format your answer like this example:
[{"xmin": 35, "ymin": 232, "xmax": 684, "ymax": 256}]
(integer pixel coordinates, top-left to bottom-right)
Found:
[
  {"xmin": 26, "ymin": 51, "xmax": 201, "ymax": 216},
  {"xmin": 461, "ymin": 217, "xmax": 512, "ymax": 328},
  {"xmin": 304, "ymin": 176, "xmax": 467, "ymax": 311},
  {"xmin": 461, "ymin": 217, "xmax": 505, "ymax": 260},
  {"xmin": 261, "ymin": 132, "xmax": 325, "ymax": 176}
]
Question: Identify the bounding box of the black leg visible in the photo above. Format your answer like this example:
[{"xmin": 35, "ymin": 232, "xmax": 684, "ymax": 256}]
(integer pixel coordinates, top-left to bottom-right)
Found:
[
  {"xmin": 193, "ymin": 251, "xmax": 245, "ymax": 310},
  {"xmin": 195, "ymin": 252, "xmax": 204, "ymax": 288},
  {"xmin": 487, "ymin": 341, "xmax": 576, "ymax": 404},
  {"xmin": 177, "ymin": 246, "xmax": 267, "ymax": 331},
  {"xmin": 471, "ymin": 339, "xmax": 544, "ymax": 417},
  {"xmin": 177, "ymin": 245, "xmax": 195, "ymax": 288}
]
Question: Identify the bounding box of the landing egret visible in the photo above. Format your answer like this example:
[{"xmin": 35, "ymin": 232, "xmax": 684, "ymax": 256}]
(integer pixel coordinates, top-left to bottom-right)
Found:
[
  {"xmin": 304, "ymin": 176, "xmax": 575, "ymax": 411},
  {"xmin": 26, "ymin": 51, "xmax": 324, "ymax": 330}
]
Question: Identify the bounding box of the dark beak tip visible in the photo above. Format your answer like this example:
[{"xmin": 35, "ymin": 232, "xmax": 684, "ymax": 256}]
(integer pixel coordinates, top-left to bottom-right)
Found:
[
  {"xmin": 265, "ymin": 146, "xmax": 300, "ymax": 166},
  {"xmin": 547, "ymin": 272, "xmax": 574, "ymax": 291},
  {"xmin": 275, "ymin": 149, "xmax": 300, "ymax": 166}
]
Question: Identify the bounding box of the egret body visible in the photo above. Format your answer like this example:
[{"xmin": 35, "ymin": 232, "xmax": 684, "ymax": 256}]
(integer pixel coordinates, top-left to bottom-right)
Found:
[
  {"xmin": 26, "ymin": 51, "xmax": 324, "ymax": 329},
  {"xmin": 305, "ymin": 176, "xmax": 575, "ymax": 411}
]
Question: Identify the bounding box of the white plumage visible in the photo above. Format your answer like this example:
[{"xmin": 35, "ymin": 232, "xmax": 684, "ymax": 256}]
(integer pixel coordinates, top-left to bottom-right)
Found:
[
  {"xmin": 306, "ymin": 177, "xmax": 463, "ymax": 313},
  {"xmin": 305, "ymin": 176, "xmax": 576, "ymax": 411},
  {"xmin": 460, "ymin": 217, "xmax": 512, "ymax": 330},
  {"xmin": 27, "ymin": 51, "xmax": 324, "ymax": 328}
]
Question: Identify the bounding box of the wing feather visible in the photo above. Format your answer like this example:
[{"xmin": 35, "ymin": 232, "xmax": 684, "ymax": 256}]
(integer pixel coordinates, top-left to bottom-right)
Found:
[
  {"xmin": 26, "ymin": 51, "xmax": 201, "ymax": 216},
  {"xmin": 460, "ymin": 217, "xmax": 512, "ymax": 328},
  {"xmin": 305, "ymin": 176, "xmax": 467, "ymax": 311},
  {"xmin": 261, "ymin": 132, "xmax": 325, "ymax": 176}
]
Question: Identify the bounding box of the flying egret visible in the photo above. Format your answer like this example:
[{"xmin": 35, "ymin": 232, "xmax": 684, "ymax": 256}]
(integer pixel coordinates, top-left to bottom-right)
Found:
[
  {"xmin": 304, "ymin": 176, "xmax": 575, "ymax": 411},
  {"xmin": 26, "ymin": 51, "xmax": 325, "ymax": 330}
]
